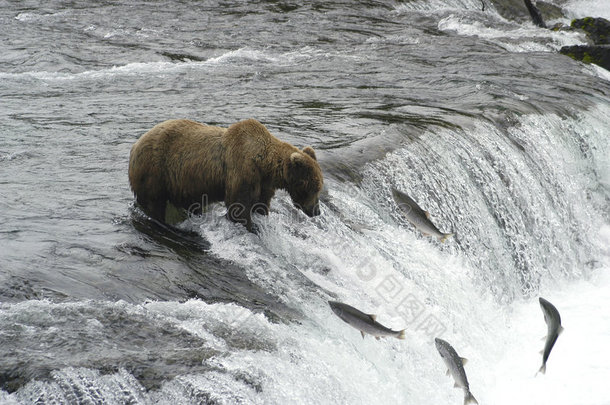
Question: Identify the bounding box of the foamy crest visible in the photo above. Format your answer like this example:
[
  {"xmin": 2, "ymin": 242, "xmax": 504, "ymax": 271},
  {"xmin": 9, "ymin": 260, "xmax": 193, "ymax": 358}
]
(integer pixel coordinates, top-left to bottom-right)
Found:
[{"xmin": 438, "ymin": 14, "xmax": 587, "ymax": 52}]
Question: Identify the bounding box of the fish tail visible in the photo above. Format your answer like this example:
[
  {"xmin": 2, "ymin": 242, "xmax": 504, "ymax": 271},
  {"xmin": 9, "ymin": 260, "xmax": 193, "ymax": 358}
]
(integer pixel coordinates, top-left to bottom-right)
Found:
[
  {"xmin": 538, "ymin": 363, "xmax": 546, "ymax": 375},
  {"xmin": 440, "ymin": 233, "xmax": 455, "ymax": 243},
  {"xmin": 397, "ymin": 329, "xmax": 406, "ymax": 340},
  {"xmin": 464, "ymin": 391, "xmax": 478, "ymax": 405}
]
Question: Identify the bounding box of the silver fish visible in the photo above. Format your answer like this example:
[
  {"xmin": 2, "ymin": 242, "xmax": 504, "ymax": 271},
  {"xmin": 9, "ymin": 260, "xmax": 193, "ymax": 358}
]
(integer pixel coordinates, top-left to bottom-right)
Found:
[
  {"xmin": 328, "ymin": 301, "xmax": 405, "ymax": 340},
  {"xmin": 392, "ymin": 188, "xmax": 454, "ymax": 242},
  {"xmin": 435, "ymin": 338, "xmax": 478, "ymax": 405},
  {"xmin": 538, "ymin": 297, "xmax": 564, "ymax": 374}
]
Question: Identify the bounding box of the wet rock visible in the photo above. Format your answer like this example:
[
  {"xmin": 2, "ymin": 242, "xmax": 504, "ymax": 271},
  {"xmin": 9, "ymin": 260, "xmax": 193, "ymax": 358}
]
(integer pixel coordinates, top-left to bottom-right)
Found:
[
  {"xmin": 535, "ymin": 1, "xmax": 564, "ymax": 22},
  {"xmin": 490, "ymin": 0, "xmax": 565, "ymax": 26},
  {"xmin": 559, "ymin": 17, "xmax": 610, "ymax": 70},
  {"xmin": 571, "ymin": 17, "xmax": 610, "ymax": 45},
  {"xmin": 524, "ymin": 0, "xmax": 545, "ymax": 28},
  {"xmin": 559, "ymin": 45, "xmax": 610, "ymax": 70}
]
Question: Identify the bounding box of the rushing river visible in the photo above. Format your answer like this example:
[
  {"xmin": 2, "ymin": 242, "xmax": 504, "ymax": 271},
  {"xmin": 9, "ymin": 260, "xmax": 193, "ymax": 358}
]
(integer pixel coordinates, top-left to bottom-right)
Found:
[{"xmin": 1, "ymin": 0, "xmax": 609, "ymax": 404}]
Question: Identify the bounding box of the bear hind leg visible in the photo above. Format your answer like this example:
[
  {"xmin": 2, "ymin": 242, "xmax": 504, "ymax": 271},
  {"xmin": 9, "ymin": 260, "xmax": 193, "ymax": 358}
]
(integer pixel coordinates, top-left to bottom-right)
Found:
[{"xmin": 138, "ymin": 196, "xmax": 167, "ymax": 224}]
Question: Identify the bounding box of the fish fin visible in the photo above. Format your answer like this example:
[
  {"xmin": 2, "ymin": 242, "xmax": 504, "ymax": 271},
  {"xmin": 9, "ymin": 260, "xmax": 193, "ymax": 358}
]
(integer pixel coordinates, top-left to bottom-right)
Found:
[
  {"xmin": 425, "ymin": 211, "xmax": 431, "ymax": 219},
  {"xmin": 397, "ymin": 330, "xmax": 406, "ymax": 340},
  {"xmin": 368, "ymin": 314, "xmax": 377, "ymax": 322},
  {"xmin": 446, "ymin": 369, "xmax": 451, "ymax": 376},
  {"xmin": 538, "ymin": 363, "xmax": 546, "ymax": 375},
  {"xmin": 464, "ymin": 392, "xmax": 479, "ymax": 405},
  {"xmin": 541, "ymin": 336, "xmax": 547, "ymax": 341},
  {"xmin": 361, "ymin": 331, "xmax": 366, "ymax": 339},
  {"xmin": 454, "ymin": 382, "xmax": 460, "ymax": 388},
  {"xmin": 375, "ymin": 336, "xmax": 380, "ymax": 340},
  {"xmin": 539, "ymin": 349, "xmax": 544, "ymax": 355},
  {"xmin": 460, "ymin": 357, "xmax": 468, "ymax": 366},
  {"xmin": 558, "ymin": 325, "xmax": 564, "ymax": 335},
  {"xmin": 440, "ymin": 233, "xmax": 454, "ymax": 243}
]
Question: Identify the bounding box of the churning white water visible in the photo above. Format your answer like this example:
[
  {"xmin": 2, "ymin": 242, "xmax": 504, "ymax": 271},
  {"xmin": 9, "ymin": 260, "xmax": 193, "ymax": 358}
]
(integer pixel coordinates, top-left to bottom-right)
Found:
[{"xmin": 136, "ymin": 103, "xmax": 607, "ymax": 404}]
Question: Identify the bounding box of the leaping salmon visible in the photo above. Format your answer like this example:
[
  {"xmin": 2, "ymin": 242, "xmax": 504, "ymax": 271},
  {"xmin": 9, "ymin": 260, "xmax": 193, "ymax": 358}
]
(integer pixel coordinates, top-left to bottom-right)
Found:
[
  {"xmin": 538, "ymin": 297, "xmax": 563, "ymax": 374},
  {"xmin": 328, "ymin": 301, "xmax": 406, "ymax": 340},
  {"xmin": 435, "ymin": 338, "xmax": 478, "ymax": 405},
  {"xmin": 392, "ymin": 188, "xmax": 454, "ymax": 242}
]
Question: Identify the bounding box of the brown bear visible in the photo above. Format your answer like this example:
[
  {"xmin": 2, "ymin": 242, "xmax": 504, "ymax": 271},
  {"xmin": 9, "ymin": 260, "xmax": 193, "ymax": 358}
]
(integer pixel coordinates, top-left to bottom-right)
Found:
[{"xmin": 128, "ymin": 118, "xmax": 323, "ymax": 232}]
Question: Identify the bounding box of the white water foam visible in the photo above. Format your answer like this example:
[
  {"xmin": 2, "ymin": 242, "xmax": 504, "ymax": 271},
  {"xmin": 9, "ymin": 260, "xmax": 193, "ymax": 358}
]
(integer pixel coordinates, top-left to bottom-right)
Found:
[
  {"xmin": 14, "ymin": 11, "xmax": 70, "ymax": 23},
  {"xmin": 0, "ymin": 46, "xmax": 328, "ymax": 83},
  {"xmin": 394, "ymin": 0, "xmax": 487, "ymax": 13},
  {"xmin": 173, "ymin": 106, "xmax": 608, "ymax": 403},
  {"xmin": 484, "ymin": 259, "xmax": 610, "ymax": 405},
  {"xmin": 587, "ymin": 62, "xmax": 610, "ymax": 82},
  {"xmin": 0, "ymin": 227, "xmax": 608, "ymax": 404},
  {"xmin": 563, "ymin": 0, "xmax": 610, "ymax": 19},
  {"xmin": 437, "ymin": 13, "xmax": 587, "ymax": 52},
  {"xmin": 0, "ymin": 61, "xmax": 189, "ymax": 82}
]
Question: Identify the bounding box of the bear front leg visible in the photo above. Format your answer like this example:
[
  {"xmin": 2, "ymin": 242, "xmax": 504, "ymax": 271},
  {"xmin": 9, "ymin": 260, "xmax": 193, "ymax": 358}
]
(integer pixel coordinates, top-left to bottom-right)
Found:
[
  {"xmin": 225, "ymin": 182, "xmax": 257, "ymax": 232},
  {"xmin": 226, "ymin": 202, "xmax": 254, "ymax": 231},
  {"xmin": 253, "ymin": 187, "xmax": 275, "ymax": 216}
]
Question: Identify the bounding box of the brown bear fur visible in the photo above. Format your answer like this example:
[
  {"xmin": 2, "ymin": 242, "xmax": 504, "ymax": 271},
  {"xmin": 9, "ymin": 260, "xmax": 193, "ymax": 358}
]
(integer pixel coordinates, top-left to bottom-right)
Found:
[{"xmin": 128, "ymin": 118, "xmax": 323, "ymax": 231}]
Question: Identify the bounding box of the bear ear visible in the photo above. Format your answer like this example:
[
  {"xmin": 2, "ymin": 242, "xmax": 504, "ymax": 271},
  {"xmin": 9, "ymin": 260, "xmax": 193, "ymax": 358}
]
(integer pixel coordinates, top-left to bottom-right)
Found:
[
  {"xmin": 302, "ymin": 146, "xmax": 317, "ymax": 161},
  {"xmin": 290, "ymin": 152, "xmax": 307, "ymax": 166}
]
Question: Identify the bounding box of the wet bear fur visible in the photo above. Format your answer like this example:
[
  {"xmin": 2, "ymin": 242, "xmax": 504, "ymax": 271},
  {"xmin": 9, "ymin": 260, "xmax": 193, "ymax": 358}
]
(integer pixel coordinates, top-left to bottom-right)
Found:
[{"xmin": 128, "ymin": 118, "xmax": 323, "ymax": 231}]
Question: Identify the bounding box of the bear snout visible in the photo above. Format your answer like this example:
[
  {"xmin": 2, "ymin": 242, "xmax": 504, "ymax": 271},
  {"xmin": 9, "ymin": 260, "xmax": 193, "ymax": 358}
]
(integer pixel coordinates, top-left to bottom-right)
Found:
[{"xmin": 301, "ymin": 202, "xmax": 321, "ymax": 217}]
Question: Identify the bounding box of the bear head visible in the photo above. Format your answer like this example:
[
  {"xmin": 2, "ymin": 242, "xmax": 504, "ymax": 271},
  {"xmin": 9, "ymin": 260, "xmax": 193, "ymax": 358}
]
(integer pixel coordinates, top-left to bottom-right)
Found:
[{"xmin": 284, "ymin": 146, "xmax": 323, "ymax": 217}]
